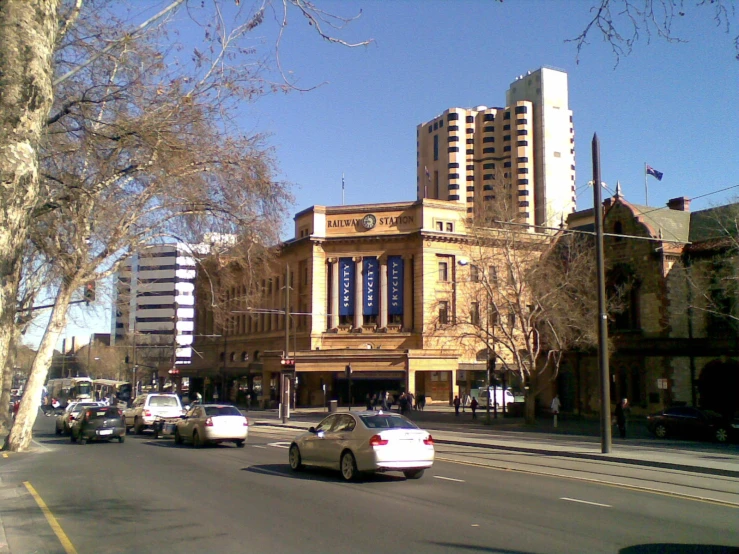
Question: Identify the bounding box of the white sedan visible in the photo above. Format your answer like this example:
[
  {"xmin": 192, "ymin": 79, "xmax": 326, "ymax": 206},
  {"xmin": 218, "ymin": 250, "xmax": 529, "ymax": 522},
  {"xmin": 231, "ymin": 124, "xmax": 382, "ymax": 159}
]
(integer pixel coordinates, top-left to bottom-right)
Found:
[
  {"xmin": 288, "ymin": 411, "xmax": 434, "ymax": 481},
  {"xmin": 174, "ymin": 404, "xmax": 248, "ymax": 448}
]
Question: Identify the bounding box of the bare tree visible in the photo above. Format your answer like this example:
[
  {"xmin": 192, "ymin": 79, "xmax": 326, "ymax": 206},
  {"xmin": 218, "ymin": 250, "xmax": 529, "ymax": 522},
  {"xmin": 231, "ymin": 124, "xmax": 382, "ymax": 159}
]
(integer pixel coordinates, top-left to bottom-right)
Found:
[
  {"xmin": 572, "ymin": 0, "xmax": 738, "ymax": 63},
  {"xmin": 429, "ymin": 200, "xmax": 601, "ymax": 424},
  {"xmin": 4, "ymin": 0, "xmax": 370, "ymax": 451}
]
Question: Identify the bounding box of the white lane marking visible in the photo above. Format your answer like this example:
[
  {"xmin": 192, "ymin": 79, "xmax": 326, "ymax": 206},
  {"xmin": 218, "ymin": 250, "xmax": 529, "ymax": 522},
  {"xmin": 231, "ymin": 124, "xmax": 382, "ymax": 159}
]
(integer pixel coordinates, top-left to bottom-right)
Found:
[
  {"xmin": 560, "ymin": 497, "xmax": 611, "ymax": 508},
  {"xmin": 267, "ymin": 442, "xmax": 291, "ymax": 449},
  {"xmin": 433, "ymin": 475, "xmax": 465, "ymax": 483},
  {"xmin": 471, "ymin": 524, "xmax": 480, "ymax": 527},
  {"xmin": 251, "ymin": 445, "xmax": 267, "ymax": 449}
]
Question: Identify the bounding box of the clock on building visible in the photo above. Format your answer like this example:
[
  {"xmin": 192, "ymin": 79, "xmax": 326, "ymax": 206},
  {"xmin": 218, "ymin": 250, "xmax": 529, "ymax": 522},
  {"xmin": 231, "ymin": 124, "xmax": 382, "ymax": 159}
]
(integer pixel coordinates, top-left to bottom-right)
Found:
[{"xmin": 361, "ymin": 214, "xmax": 377, "ymax": 230}]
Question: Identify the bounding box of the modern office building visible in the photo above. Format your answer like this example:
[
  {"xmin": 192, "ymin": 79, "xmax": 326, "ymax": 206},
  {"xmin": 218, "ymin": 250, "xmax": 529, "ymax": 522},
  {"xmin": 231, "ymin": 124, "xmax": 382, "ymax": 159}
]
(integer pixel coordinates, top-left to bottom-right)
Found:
[
  {"xmin": 112, "ymin": 244, "xmax": 199, "ymax": 376},
  {"xmin": 416, "ymin": 66, "xmax": 576, "ymax": 231}
]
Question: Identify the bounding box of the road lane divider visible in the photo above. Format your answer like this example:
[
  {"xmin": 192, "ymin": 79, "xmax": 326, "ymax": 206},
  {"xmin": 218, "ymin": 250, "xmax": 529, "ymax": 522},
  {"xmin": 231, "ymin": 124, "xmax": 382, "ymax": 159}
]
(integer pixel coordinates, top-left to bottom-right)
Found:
[
  {"xmin": 433, "ymin": 476, "xmax": 465, "ymax": 483},
  {"xmin": 560, "ymin": 497, "xmax": 611, "ymax": 508},
  {"xmin": 267, "ymin": 442, "xmax": 291, "ymax": 449},
  {"xmin": 23, "ymin": 482, "xmax": 78, "ymax": 554}
]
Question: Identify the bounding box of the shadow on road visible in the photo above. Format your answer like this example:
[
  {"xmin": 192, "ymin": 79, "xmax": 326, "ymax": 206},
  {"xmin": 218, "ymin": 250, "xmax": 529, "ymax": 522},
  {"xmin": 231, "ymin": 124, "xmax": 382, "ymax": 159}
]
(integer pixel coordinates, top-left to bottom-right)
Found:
[{"xmin": 241, "ymin": 463, "xmax": 407, "ymax": 484}]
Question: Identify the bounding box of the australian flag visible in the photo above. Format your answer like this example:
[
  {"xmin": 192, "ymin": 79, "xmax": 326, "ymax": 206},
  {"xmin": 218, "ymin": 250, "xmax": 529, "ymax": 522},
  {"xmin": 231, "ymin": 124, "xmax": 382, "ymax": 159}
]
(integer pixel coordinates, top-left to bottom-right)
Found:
[{"xmin": 646, "ymin": 165, "xmax": 664, "ymax": 181}]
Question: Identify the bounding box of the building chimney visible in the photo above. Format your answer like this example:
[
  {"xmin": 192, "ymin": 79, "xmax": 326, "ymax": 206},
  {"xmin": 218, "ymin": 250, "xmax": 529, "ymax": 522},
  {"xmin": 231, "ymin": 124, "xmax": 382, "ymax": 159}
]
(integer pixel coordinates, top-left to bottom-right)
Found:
[{"xmin": 666, "ymin": 197, "xmax": 691, "ymax": 211}]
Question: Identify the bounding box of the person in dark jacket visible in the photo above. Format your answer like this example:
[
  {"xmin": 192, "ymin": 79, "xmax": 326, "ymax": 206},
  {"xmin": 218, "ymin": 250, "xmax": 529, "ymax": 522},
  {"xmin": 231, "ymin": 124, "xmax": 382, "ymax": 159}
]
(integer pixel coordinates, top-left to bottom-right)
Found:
[
  {"xmin": 615, "ymin": 398, "xmax": 629, "ymax": 439},
  {"xmin": 470, "ymin": 397, "xmax": 479, "ymax": 419},
  {"xmin": 453, "ymin": 395, "xmax": 461, "ymax": 416}
]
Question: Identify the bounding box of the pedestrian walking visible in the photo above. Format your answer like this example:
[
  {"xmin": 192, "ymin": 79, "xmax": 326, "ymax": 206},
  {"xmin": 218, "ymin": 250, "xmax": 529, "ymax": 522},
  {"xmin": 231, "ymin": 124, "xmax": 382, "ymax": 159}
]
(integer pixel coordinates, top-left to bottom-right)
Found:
[
  {"xmin": 417, "ymin": 394, "xmax": 425, "ymax": 411},
  {"xmin": 470, "ymin": 397, "xmax": 478, "ymax": 419},
  {"xmin": 366, "ymin": 393, "xmax": 373, "ymax": 411},
  {"xmin": 453, "ymin": 395, "xmax": 461, "ymax": 416},
  {"xmin": 615, "ymin": 398, "xmax": 630, "ymax": 439},
  {"xmin": 380, "ymin": 391, "xmax": 389, "ymax": 411},
  {"xmin": 551, "ymin": 394, "xmax": 561, "ymax": 428}
]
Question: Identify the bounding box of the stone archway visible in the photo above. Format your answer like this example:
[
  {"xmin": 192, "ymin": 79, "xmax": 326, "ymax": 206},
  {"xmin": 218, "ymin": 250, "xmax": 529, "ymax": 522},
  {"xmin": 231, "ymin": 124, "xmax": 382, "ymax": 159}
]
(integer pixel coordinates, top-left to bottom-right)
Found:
[{"xmin": 698, "ymin": 359, "xmax": 739, "ymax": 417}]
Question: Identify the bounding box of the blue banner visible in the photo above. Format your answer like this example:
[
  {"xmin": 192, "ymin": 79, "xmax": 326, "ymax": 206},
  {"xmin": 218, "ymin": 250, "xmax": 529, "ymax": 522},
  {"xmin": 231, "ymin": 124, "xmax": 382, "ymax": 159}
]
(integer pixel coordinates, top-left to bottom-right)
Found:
[
  {"xmin": 339, "ymin": 258, "xmax": 355, "ymax": 316},
  {"xmin": 363, "ymin": 257, "xmax": 379, "ymax": 315},
  {"xmin": 388, "ymin": 256, "xmax": 404, "ymax": 316}
]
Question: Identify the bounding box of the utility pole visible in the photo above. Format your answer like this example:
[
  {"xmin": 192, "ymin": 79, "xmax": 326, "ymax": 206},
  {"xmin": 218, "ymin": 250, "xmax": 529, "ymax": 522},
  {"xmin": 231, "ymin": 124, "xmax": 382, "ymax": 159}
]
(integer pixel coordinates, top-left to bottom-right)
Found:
[
  {"xmin": 592, "ymin": 133, "xmax": 612, "ymax": 454},
  {"xmin": 282, "ymin": 262, "xmax": 290, "ymax": 423}
]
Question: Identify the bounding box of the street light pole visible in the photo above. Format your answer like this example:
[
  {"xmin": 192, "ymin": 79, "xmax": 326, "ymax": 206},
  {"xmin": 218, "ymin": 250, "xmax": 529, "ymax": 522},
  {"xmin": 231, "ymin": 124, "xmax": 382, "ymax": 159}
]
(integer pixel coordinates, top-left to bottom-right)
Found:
[{"xmin": 283, "ymin": 262, "xmax": 290, "ymax": 423}]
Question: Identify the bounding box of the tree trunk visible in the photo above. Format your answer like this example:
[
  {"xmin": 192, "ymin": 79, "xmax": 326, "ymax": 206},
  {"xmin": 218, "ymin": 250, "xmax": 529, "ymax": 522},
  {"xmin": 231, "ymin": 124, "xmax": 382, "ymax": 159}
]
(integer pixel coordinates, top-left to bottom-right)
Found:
[
  {"xmin": 0, "ymin": 0, "xmax": 59, "ymax": 415},
  {"xmin": 7, "ymin": 286, "xmax": 72, "ymax": 452},
  {"xmin": 0, "ymin": 341, "xmax": 16, "ymax": 437}
]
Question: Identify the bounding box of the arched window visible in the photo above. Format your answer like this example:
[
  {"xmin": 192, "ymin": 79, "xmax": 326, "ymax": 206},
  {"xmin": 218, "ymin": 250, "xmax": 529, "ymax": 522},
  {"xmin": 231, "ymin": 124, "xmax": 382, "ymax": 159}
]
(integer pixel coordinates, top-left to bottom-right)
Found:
[{"xmin": 241, "ymin": 351, "xmax": 248, "ymax": 362}]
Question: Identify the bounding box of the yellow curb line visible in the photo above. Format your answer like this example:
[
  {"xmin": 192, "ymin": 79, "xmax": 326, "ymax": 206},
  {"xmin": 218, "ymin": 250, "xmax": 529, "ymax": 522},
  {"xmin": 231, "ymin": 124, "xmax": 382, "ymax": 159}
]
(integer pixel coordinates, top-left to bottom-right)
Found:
[
  {"xmin": 436, "ymin": 456, "xmax": 739, "ymax": 509},
  {"xmin": 23, "ymin": 482, "xmax": 78, "ymax": 554}
]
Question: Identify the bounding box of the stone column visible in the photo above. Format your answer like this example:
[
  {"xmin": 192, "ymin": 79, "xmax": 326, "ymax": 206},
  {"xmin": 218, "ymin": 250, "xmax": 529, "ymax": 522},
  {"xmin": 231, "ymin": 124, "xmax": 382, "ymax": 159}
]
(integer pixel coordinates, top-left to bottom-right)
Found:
[
  {"xmin": 379, "ymin": 256, "xmax": 388, "ymax": 329},
  {"xmin": 329, "ymin": 258, "xmax": 339, "ymax": 329},
  {"xmin": 353, "ymin": 256, "xmax": 363, "ymax": 329}
]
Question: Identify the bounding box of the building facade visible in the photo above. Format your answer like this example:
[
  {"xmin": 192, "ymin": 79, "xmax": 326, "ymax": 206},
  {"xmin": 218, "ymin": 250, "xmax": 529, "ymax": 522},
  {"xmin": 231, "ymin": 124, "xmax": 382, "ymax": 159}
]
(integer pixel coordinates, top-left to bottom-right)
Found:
[
  {"xmin": 561, "ymin": 191, "xmax": 739, "ymax": 419},
  {"xmin": 416, "ymin": 67, "xmax": 576, "ymax": 231},
  {"xmin": 112, "ymin": 244, "xmax": 199, "ymax": 383},
  {"xmin": 184, "ymin": 200, "xmax": 539, "ymax": 408}
]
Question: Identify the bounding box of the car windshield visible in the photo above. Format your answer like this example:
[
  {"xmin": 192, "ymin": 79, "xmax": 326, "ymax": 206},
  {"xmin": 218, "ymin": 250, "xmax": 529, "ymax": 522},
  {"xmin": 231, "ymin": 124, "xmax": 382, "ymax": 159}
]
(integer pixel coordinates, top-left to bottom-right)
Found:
[
  {"xmin": 359, "ymin": 414, "xmax": 418, "ymax": 429},
  {"xmin": 149, "ymin": 396, "xmax": 179, "ymax": 407},
  {"xmin": 204, "ymin": 406, "xmax": 242, "ymax": 416}
]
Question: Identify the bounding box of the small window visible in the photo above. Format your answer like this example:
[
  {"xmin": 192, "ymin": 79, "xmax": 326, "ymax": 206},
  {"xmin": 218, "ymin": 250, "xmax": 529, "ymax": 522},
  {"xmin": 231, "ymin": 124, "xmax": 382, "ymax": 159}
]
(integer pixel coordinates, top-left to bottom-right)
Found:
[
  {"xmin": 507, "ymin": 312, "xmax": 516, "ymax": 328},
  {"xmin": 445, "ymin": 222, "xmax": 453, "ymax": 232},
  {"xmin": 470, "ymin": 265, "xmax": 480, "ymax": 282},
  {"xmin": 470, "ymin": 302, "xmax": 480, "ymax": 325},
  {"xmin": 483, "ymin": 163, "xmax": 495, "ymax": 169},
  {"xmin": 488, "ymin": 266, "xmax": 497, "ymax": 282},
  {"xmin": 438, "ymin": 261, "xmax": 449, "ymax": 282},
  {"xmin": 436, "ymin": 221, "xmax": 443, "ymax": 231},
  {"xmin": 515, "ymin": 106, "xmax": 527, "ymax": 114},
  {"xmin": 439, "ymin": 301, "xmax": 449, "ymax": 324},
  {"xmin": 448, "ymin": 113, "xmax": 459, "ymax": 121},
  {"xmin": 484, "ymin": 114, "xmax": 495, "ymax": 121},
  {"xmin": 466, "ymin": 116, "xmax": 474, "ymax": 123}
]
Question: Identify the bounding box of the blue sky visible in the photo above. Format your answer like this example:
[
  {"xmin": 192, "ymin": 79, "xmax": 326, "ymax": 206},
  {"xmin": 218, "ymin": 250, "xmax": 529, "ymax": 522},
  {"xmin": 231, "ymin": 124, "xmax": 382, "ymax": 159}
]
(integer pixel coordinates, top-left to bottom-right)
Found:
[{"xmin": 27, "ymin": 0, "xmax": 738, "ymax": 349}]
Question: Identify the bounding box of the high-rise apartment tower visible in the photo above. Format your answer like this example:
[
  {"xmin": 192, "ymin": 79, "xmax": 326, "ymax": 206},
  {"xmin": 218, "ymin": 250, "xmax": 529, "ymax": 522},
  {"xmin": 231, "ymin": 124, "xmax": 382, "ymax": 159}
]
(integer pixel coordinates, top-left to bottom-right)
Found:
[{"xmin": 416, "ymin": 67, "xmax": 576, "ymax": 229}]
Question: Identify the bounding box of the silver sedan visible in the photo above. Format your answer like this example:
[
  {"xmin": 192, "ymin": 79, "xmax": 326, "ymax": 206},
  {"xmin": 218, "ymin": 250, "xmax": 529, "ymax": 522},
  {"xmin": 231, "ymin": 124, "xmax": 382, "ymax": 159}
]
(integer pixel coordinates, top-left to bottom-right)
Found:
[
  {"xmin": 174, "ymin": 404, "xmax": 248, "ymax": 447},
  {"xmin": 288, "ymin": 411, "xmax": 434, "ymax": 481}
]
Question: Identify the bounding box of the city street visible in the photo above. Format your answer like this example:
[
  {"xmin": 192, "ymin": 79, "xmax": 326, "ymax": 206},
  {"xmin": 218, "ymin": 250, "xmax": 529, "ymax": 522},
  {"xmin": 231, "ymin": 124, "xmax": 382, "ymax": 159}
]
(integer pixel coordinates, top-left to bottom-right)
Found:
[{"xmin": 0, "ymin": 412, "xmax": 737, "ymax": 553}]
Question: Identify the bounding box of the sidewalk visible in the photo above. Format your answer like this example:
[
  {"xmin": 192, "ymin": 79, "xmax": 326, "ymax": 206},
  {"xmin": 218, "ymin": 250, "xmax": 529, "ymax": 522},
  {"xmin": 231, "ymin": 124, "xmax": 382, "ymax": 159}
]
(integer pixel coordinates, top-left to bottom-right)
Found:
[{"xmin": 246, "ymin": 404, "xmax": 739, "ymax": 478}]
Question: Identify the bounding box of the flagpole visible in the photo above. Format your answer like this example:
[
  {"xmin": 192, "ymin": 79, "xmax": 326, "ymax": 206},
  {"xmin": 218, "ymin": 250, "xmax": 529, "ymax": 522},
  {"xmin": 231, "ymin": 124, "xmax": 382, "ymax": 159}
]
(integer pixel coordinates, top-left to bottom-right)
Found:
[
  {"xmin": 342, "ymin": 173, "xmax": 345, "ymax": 206},
  {"xmin": 644, "ymin": 162, "xmax": 649, "ymax": 205}
]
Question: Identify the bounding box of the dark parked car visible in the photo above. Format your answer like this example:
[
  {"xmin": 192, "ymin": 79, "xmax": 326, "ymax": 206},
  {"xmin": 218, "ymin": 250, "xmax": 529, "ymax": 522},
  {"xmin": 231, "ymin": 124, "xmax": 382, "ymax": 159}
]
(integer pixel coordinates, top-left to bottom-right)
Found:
[
  {"xmin": 646, "ymin": 406, "xmax": 734, "ymax": 443},
  {"xmin": 71, "ymin": 406, "xmax": 125, "ymax": 444}
]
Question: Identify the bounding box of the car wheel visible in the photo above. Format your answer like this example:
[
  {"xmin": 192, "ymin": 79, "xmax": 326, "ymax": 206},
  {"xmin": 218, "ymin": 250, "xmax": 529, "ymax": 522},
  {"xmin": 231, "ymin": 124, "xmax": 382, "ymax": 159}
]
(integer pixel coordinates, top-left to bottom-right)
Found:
[
  {"xmin": 715, "ymin": 427, "xmax": 729, "ymax": 443},
  {"xmin": 654, "ymin": 424, "xmax": 668, "ymax": 438},
  {"xmin": 134, "ymin": 418, "xmax": 144, "ymax": 435},
  {"xmin": 174, "ymin": 429, "xmax": 183, "ymax": 445},
  {"xmin": 403, "ymin": 469, "xmax": 425, "ymax": 480},
  {"xmin": 234, "ymin": 440, "xmax": 245, "ymax": 448},
  {"xmin": 289, "ymin": 444, "xmax": 304, "ymax": 471},
  {"xmin": 340, "ymin": 451, "xmax": 358, "ymax": 482},
  {"xmin": 192, "ymin": 430, "xmax": 202, "ymax": 448},
  {"xmin": 118, "ymin": 435, "xmax": 125, "ymax": 444}
]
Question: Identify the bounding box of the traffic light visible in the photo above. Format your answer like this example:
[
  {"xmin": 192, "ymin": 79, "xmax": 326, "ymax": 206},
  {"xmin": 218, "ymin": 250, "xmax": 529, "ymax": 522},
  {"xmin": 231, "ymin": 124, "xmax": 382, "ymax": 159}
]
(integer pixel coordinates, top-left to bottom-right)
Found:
[
  {"xmin": 281, "ymin": 358, "xmax": 295, "ymax": 369},
  {"xmin": 84, "ymin": 281, "xmax": 96, "ymax": 303}
]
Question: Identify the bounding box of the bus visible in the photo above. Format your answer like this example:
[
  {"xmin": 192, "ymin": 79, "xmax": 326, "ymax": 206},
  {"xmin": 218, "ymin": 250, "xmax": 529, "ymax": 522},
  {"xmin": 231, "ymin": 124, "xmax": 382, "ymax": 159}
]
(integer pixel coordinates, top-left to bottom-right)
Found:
[
  {"xmin": 92, "ymin": 379, "xmax": 132, "ymax": 408},
  {"xmin": 46, "ymin": 377, "xmax": 94, "ymax": 408}
]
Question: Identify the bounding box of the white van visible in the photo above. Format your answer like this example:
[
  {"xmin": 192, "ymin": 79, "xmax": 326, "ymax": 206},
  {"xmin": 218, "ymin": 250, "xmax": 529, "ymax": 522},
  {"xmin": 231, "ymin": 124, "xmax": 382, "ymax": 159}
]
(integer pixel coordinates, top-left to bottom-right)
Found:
[{"xmin": 475, "ymin": 388, "xmax": 515, "ymax": 408}]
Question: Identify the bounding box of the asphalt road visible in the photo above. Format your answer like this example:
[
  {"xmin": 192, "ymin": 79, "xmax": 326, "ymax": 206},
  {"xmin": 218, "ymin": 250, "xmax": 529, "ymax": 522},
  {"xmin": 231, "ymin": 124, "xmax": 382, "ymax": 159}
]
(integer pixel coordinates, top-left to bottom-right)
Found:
[{"xmin": 0, "ymin": 414, "xmax": 737, "ymax": 554}]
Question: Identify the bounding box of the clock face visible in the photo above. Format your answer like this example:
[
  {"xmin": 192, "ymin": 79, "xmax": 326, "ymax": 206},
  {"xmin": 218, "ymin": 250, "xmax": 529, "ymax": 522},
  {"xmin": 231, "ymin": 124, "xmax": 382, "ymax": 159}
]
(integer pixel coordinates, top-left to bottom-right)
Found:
[{"xmin": 362, "ymin": 214, "xmax": 377, "ymax": 230}]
